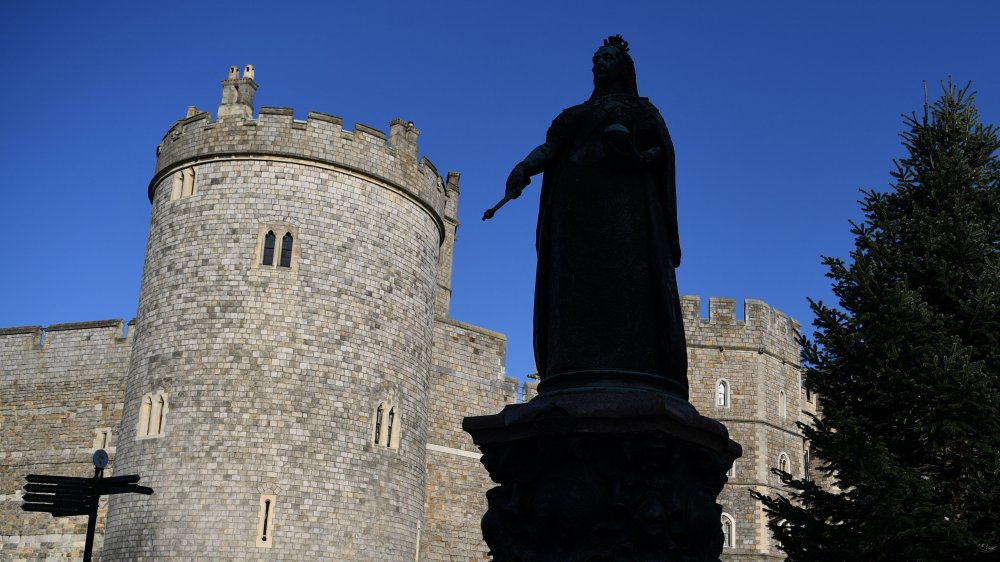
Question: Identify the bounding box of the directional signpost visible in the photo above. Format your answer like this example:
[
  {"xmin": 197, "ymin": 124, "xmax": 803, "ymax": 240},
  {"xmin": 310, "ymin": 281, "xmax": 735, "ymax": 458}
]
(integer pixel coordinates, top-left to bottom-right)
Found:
[{"xmin": 21, "ymin": 450, "xmax": 153, "ymax": 562}]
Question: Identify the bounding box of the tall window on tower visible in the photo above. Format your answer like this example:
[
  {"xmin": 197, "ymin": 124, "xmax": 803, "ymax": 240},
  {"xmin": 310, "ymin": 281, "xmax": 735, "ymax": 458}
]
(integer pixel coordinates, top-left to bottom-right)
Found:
[
  {"xmin": 280, "ymin": 232, "xmax": 293, "ymax": 267},
  {"xmin": 262, "ymin": 231, "xmax": 276, "ymax": 266},
  {"xmin": 721, "ymin": 513, "xmax": 735, "ymax": 548},
  {"xmin": 374, "ymin": 404, "xmax": 384, "ymax": 445},
  {"xmin": 716, "ymin": 378, "xmax": 730, "ymax": 407},
  {"xmin": 137, "ymin": 391, "xmax": 168, "ymax": 439},
  {"xmin": 169, "ymin": 167, "xmax": 198, "ymax": 201},
  {"xmin": 256, "ymin": 225, "xmax": 299, "ymax": 271},
  {"xmin": 372, "ymin": 402, "xmax": 400, "ymax": 450}
]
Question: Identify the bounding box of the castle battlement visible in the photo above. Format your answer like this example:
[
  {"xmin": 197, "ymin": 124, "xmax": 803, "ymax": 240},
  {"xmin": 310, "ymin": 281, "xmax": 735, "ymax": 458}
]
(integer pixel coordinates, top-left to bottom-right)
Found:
[
  {"xmin": 151, "ymin": 97, "xmax": 449, "ymax": 221},
  {"xmin": 0, "ymin": 319, "xmax": 134, "ymax": 352},
  {"xmin": 681, "ymin": 296, "xmax": 801, "ymax": 363}
]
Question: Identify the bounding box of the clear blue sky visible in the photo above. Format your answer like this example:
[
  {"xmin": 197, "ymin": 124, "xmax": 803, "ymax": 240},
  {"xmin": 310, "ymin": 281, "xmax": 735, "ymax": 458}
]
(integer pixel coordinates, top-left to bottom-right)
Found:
[{"xmin": 2, "ymin": 1, "xmax": 999, "ymax": 383}]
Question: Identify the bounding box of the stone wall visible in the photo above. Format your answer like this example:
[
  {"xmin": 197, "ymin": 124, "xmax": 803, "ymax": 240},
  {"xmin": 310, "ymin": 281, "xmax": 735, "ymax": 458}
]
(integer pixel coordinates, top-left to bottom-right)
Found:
[
  {"xmin": 681, "ymin": 296, "xmax": 803, "ymax": 561},
  {"xmin": 0, "ymin": 320, "xmax": 132, "ymax": 560},
  {"xmin": 422, "ymin": 318, "xmax": 517, "ymax": 561}
]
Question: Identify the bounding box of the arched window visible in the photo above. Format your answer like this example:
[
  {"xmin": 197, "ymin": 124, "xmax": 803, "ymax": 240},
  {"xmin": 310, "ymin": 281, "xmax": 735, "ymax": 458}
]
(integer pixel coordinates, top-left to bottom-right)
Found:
[
  {"xmin": 138, "ymin": 395, "xmax": 152, "ymax": 437},
  {"xmin": 182, "ymin": 168, "xmax": 196, "ymax": 197},
  {"xmin": 262, "ymin": 231, "xmax": 276, "ymax": 266},
  {"xmin": 716, "ymin": 379, "xmax": 729, "ymax": 407},
  {"xmin": 386, "ymin": 408, "xmax": 395, "ymax": 448},
  {"xmin": 171, "ymin": 172, "xmax": 183, "ymax": 200},
  {"xmin": 721, "ymin": 513, "xmax": 735, "ymax": 548},
  {"xmin": 778, "ymin": 452, "xmax": 790, "ymax": 473},
  {"xmin": 137, "ymin": 392, "xmax": 167, "ymax": 439},
  {"xmin": 374, "ymin": 404, "xmax": 384, "ymax": 445},
  {"xmin": 153, "ymin": 394, "xmax": 166, "ymax": 435},
  {"xmin": 778, "ymin": 390, "xmax": 787, "ymax": 419},
  {"xmin": 279, "ymin": 232, "xmax": 293, "ymax": 268},
  {"xmin": 257, "ymin": 226, "xmax": 298, "ymax": 270}
]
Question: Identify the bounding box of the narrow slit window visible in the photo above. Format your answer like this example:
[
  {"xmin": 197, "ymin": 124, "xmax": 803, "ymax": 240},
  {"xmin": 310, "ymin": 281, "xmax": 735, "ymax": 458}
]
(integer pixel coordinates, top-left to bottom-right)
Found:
[
  {"xmin": 374, "ymin": 404, "xmax": 384, "ymax": 445},
  {"xmin": 256, "ymin": 494, "xmax": 276, "ymax": 548},
  {"xmin": 94, "ymin": 429, "xmax": 110, "ymax": 450},
  {"xmin": 171, "ymin": 172, "xmax": 183, "ymax": 200},
  {"xmin": 262, "ymin": 500, "xmax": 271, "ymax": 541},
  {"xmin": 279, "ymin": 232, "xmax": 293, "ymax": 267},
  {"xmin": 138, "ymin": 395, "xmax": 152, "ymax": 437},
  {"xmin": 779, "ymin": 390, "xmax": 787, "ymax": 419},
  {"xmin": 721, "ymin": 514, "xmax": 734, "ymax": 548},
  {"xmin": 386, "ymin": 408, "xmax": 395, "ymax": 448},
  {"xmin": 262, "ymin": 231, "xmax": 276, "ymax": 266},
  {"xmin": 154, "ymin": 394, "xmax": 166, "ymax": 435},
  {"xmin": 182, "ymin": 168, "xmax": 195, "ymax": 197},
  {"xmin": 717, "ymin": 380, "xmax": 729, "ymax": 407}
]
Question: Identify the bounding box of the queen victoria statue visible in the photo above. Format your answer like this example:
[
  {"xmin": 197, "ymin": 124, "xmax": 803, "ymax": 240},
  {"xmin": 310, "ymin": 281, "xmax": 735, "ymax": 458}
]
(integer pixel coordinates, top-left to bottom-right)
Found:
[
  {"xmin": 468, "ymin": 36, "xmax": 739, "ymax": 561},
  {"xmin": 500, "ymin": 35, "xmax": 687, "ymax": 399}
]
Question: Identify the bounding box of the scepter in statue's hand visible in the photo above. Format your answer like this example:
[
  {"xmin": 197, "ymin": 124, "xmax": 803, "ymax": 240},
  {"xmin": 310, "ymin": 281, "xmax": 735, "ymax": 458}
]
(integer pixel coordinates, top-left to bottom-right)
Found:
[{"xmin": 483, "ymin": 163, "xmax": 532, "ymax": 221}]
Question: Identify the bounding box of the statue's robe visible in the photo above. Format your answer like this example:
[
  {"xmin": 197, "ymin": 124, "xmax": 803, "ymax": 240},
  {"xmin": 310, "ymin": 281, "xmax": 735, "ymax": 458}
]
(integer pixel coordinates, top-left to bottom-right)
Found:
[{"xmin": 534, "ymin": 93, "xmax": 688, "ymax": 399}]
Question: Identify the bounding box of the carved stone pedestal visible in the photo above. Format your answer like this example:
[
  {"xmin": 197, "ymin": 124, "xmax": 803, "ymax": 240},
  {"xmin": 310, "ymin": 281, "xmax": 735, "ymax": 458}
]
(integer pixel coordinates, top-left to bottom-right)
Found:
[{"xmin": 463, "ymin": 391, "xmax": 741, "ymax": 562}]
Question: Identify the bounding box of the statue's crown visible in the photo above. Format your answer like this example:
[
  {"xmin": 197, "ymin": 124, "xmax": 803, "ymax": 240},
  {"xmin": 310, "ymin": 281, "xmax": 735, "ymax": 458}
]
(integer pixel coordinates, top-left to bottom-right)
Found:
[{"xmin": 603, "ymin": 34, "xmax": 629, "ymax": 54}]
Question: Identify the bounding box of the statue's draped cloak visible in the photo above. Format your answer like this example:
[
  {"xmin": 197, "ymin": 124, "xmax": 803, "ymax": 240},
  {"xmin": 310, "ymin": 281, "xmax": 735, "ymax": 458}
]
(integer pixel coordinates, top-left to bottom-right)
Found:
[{"xmin": 534, "ymin": 94, "xmax": 688, "ymax": 398}]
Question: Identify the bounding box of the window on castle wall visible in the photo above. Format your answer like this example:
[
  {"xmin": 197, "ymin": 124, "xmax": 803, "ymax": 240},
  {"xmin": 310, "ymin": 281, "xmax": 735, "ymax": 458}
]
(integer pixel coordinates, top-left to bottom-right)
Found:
[
  {"xmin": 262, "ymin": 231, "xmax": 276, "ymax": 266},
  {"xmin": 804, "ymin": 449, "xmax": 812, "ymax": 482},
  {"xmin": 716, "ymin": 380, "xmax": 729, "ymax": 407},
  {"xmin": 386, "ymin": 408, "xmax": 396, "ymax": 448},
  {"xmin": 726, "ymin": 460, "xmax": 735, "ymax": 478},
  {"xmin": 171, "ymin": 172, "xmax": 183, "ymax": 200},
  {"xmin": 137, "ymin": 392, "xmax": 167, "ymax": 439},
  {"xmin": 778, "ymin": 452, "xmax": 790, "ymax": 473},
  {"xmin": 721, "ymin": 514, "xmax": 735, "ymax": 548},
  {"xmin": 257, "ymin": 226, "xmax": 298, "ymax": 271},
  {"xmin": 778, "ymin": 390, "xmax": 787, "ymax": 419},
  {"xmin": 93, "ymin": 428, "xmax": 111, "ymax": 450},
  {"xmin": 279, "ymin": 233, "xmax": 293, "ymax": 268},
  {"xmin": 372, "ymin": 403, "xmax": 400, "ymax": 450},
  {"xmin": 374, "ymin": 404, "xmax": 384, "ymax": 445},
  {"xmin": 170, "ymin": 168, "xmax": 197, "ymax": 201},
  {"xmin": 256, "ymin": 494, "xmax": 276, "ymax": 548},
  {"xmin": 138, "ymin": 395, "xmax": 152, "ymax": 436}
]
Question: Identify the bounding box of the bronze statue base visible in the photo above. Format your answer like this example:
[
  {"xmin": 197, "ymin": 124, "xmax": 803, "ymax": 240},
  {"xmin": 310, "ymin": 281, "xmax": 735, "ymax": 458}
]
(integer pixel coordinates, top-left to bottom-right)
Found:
[{"xmin": 463, "ymin": 391, "xmax": 741, "ymax": 561}]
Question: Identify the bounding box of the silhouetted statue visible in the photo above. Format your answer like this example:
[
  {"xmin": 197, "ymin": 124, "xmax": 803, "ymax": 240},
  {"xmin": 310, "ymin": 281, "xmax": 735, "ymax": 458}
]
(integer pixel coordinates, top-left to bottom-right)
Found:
[{"xmin": 503, "ymin": 35, "xmax": 687, "ymax": 399}]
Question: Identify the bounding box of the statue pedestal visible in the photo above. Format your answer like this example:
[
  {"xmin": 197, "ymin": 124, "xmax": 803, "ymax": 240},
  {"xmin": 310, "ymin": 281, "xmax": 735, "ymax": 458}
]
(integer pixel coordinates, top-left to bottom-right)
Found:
[{"xmin": 463, "ymin": 391, "xmax": 741, "ymax": 561}]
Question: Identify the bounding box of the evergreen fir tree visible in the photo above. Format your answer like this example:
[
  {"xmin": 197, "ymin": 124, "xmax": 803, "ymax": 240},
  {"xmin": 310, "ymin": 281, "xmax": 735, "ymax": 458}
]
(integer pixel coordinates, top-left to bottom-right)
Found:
[{"xmin": 752, "ymin": 82, "xmax": 1000, "ymax": 561}]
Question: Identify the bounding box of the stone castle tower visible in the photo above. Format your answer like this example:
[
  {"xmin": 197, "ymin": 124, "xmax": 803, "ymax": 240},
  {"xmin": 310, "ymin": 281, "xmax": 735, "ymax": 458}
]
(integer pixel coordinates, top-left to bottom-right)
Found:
[
  {"xmin": 0, "ymin": 67, "xmax": 814, "ymax": 561},
  {"xmin": 101, "ymin": 64, "xmax": 494, "ymax": 559}
]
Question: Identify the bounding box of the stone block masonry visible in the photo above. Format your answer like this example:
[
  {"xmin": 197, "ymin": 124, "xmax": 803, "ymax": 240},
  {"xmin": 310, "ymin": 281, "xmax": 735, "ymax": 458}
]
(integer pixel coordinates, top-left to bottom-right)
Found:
[
  {"xmin": 682, "ymin": 296, "xmax": 807, "ymax": 561},
  {"xmin": 0, "ymin": 320, "xmax": 132, "ymax": 560}
]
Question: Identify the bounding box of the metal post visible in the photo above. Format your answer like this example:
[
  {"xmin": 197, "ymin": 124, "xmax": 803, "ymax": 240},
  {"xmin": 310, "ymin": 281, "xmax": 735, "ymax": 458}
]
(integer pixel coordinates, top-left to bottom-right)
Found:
[{"xmin": 82, "ymin": 466, "xmax": 103, "ymax": 562}]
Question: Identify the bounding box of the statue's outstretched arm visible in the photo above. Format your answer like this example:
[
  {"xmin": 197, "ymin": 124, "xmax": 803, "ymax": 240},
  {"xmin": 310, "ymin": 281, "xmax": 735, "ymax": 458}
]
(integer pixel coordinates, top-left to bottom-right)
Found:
[
  {"xmin": 483, "ymin": 142, "xmax": 557, "ymax": 221},
  {"xmin": 506, "ymin": 143, "xmax": 554, "ymax": 198}
]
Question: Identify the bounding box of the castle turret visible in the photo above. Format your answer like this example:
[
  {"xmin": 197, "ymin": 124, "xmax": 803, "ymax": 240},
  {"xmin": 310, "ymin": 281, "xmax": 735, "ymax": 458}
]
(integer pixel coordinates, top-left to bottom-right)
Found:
[
  {"xmin": 104, "ymin": 67, "xmax": 449, "ymax": 559},
  {"xmin": 217, "ymin": 64, "xmax": 258, "ymax": 120}
]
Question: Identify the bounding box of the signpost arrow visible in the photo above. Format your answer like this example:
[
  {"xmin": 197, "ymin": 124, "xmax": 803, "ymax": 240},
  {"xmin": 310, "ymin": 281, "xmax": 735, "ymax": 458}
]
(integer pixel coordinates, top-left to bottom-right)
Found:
[{"xmin": 21, "ymin": 450, "xmax": 153, "ymax": 562}]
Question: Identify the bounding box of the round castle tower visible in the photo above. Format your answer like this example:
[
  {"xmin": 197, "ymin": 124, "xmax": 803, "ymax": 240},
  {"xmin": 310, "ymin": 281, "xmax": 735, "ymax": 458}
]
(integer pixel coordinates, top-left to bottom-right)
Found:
[{"xmin": 104, "ymin": 66, "xmax": 448, "ymax": 559}]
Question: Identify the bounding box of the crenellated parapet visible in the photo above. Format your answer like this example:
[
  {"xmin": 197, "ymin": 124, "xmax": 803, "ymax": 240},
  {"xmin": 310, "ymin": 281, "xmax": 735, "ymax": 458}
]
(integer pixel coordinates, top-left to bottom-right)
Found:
[
  {"xmin": 681, "ymin": 296, "xmax": 800, "ymax": 365},
  {"xmin": 0, "ymin": 319, "xmax": 134, "ymax": 355},
  {"xmin": 151, "ymin": 107, "xmax": 449, "ymax": 227}
]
